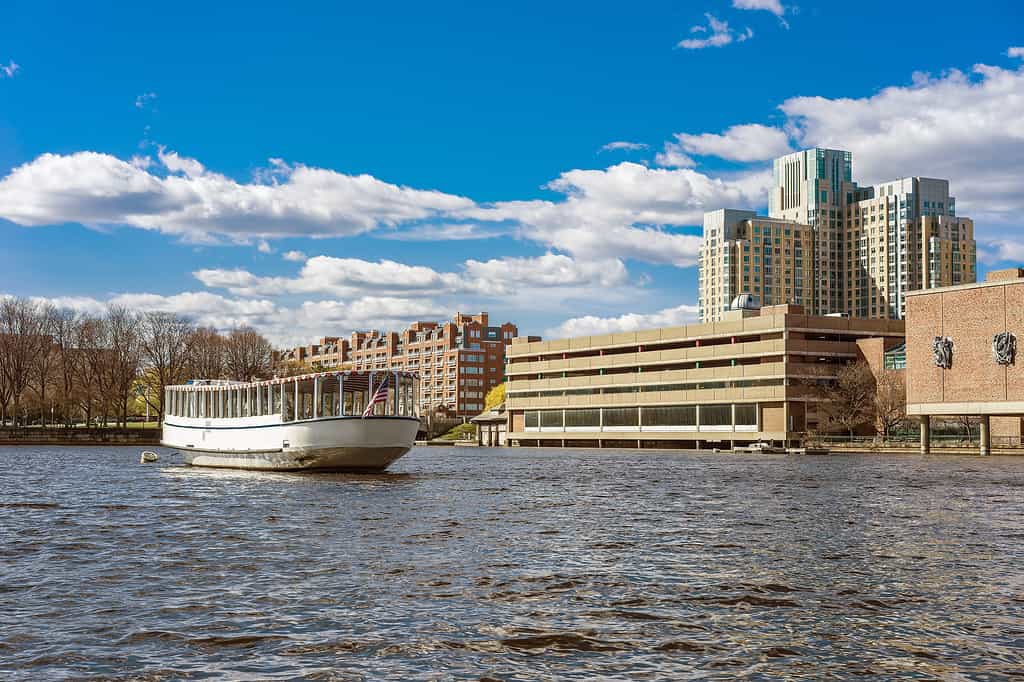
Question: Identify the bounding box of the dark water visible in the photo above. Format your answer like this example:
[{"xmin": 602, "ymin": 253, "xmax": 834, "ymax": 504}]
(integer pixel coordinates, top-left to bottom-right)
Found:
[{"xmin": 1, "ymin": 447, "xmax": 1023, "ymax": 681}]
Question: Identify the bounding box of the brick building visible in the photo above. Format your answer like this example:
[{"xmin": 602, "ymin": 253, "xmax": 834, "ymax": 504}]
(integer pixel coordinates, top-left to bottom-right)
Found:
[
  {"xmin": 278, "ymin": 336, "xmax": 350, "ymax": 370},
  {"xmin": 907, "ymin": 268, "xmax": 1024, "ymax": 455},
  {"xmin": 349, "ymin": 313, "xmax": 519, "ymax": 418}
]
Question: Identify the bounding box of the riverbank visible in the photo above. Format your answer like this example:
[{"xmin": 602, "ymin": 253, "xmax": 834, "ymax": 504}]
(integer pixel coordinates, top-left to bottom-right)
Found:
[{"xmin": 0, "ymin": 427, "xmax": 160, "ymax": 446}]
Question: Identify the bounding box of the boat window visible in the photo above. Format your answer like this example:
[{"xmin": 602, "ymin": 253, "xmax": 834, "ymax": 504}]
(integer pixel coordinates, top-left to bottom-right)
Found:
[
  {"xmin": 282, "ymin": 383, "xmax": 295, "ymax": 422},
  {"xmin": 297, "ymin": 380, "xmax": 314, "ymax": 420},
  {"xmin": 269, "ymin": 384, "xmax": 279, "ymax": 415},
  {"xmin": 320, "ymin": 378, "xmax": 338, "ymax": 418}
]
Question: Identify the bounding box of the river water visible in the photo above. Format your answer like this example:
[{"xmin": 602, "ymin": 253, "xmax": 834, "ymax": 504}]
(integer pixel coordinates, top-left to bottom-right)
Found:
[{"xmin": 1, "ymin": 446, "xmax": 1022, "ymax": 680}]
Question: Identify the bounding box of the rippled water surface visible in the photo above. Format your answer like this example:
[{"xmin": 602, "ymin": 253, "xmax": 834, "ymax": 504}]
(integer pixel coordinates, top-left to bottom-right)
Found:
[{"xmin": 2, "ymin": 446, "xmax": 1024, "ymax": 680}]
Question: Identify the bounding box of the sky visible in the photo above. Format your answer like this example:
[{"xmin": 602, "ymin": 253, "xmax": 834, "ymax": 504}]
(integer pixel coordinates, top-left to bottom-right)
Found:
[{"xmin": 0, "ymin": 0, "xmax": 1022, "ymax": 346}]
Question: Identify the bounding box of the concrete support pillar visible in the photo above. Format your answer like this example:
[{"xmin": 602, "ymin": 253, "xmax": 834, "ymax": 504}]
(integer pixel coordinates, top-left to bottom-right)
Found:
[
  {"xmin": 920, "ymin": 416, "xmax": 930, "ymax": 455},
  {"xmin": 980, "ymin": 415, "xmax": 991, "ymax": 456}
]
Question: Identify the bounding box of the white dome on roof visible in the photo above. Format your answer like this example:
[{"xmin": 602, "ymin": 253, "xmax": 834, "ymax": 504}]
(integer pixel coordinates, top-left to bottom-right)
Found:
[{"xmin": 729, "ymin": 293, "xmax": 761, "ymax": 310}]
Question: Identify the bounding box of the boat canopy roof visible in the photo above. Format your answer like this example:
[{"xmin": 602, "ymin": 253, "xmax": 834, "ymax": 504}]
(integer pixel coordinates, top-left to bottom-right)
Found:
[{"xmin": 169, "ymin": 369, "xmax": 419, "ymax": 392}]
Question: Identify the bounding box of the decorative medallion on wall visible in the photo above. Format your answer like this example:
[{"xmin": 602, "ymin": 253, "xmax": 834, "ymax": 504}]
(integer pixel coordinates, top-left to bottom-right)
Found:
[
  {"xmin": 932, "ymin": 336, "xmax": 953, "ymax": 369},
  {"xmin": 993, "ymin": 331, "xmax": 1016, "ymax": 366}
]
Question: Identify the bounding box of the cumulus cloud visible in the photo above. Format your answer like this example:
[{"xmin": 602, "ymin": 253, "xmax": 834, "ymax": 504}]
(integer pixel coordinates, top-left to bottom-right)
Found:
[
  {"xmin": 463, "ymin": 162, "xmax": 765, "ymax": 266},
  {"xmin": 545, "ymin": 303, "xmax": 700, "ymax": 339},
  {"xmin": 0, "ymin": 146, "xmax": 765, "ymax": 268},
  {"xmin": 195, "ymin": 252, "xmax": 632, "ymax": 304},
  {"xmin": 677, "ymin": 14, "xmax": 753, "ymax": 50},
  {"xmin": 599, "ymin": 141, "xmax": 649, "ymax": 152},
  {"xmin": 256, "ymin": 239, "xmax": 272, "ymax": 254},
  {"xmin": 654, "ymin": 143, "xmax": 695, "ymax": 168},
  {"xmin": 1, "ymin": 60, "xmax": 19, "ymax": 78},
  {"xmin": 672, "ymin": 124, "xmax": 792, "ymax": 162},
  {"xmin": 1008, "ymin": 47, "xmax": 1024, "ymax": 59},
  {"xmin": 0, "ymin": 150, "xmax": 474, "ymax": 241},
  {"xmin": 282, "ymin": 250, "xmax": 307, "ymax": 262}
]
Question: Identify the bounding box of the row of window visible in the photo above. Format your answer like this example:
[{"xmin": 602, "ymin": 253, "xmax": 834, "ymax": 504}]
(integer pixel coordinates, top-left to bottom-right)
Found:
[
  {"xmin": 509, "ymin": 378, "xmax": 782, "ymax": 399},
  {"xmin": 523, "ymin": 404, "xmax": 758, "ymax": 429},
  {"xmin": 166, "ymin": 375, "xmax": 419, "ymax": 421}
]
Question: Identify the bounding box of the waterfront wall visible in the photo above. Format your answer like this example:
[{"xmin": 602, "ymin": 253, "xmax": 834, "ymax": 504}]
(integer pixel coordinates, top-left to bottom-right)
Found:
[{"xmin": 0, "ymin": 427, "xmax": 161, "ymax": 446}]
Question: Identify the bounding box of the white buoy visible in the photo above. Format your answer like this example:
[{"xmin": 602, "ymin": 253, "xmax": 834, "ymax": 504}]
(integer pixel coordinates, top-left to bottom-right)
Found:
[{"xmin": 140, "ymin": 451, "xmax": 159, "ymax": 463}]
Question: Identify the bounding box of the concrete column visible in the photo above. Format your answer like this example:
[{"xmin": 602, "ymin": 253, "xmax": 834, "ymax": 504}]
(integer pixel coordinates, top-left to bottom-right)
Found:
[
  {"xmin": 919, "ymin": 415, "xmax": 930, "ymax": 455},
  {"xmin": 980, "ymin": 415, "xmax": 991, "ymax": 456}
]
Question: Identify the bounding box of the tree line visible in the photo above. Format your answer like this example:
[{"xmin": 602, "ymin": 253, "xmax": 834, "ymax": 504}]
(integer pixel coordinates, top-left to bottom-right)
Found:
[{"xmin": 0, "ymin": 297, "xmax": 275, "ymax": 427}]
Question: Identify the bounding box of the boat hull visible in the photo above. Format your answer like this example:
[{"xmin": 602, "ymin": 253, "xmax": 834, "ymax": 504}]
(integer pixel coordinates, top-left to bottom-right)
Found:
[{"xmin": 162, "ymin": 416, "xmax": 420, "ymax": 472}]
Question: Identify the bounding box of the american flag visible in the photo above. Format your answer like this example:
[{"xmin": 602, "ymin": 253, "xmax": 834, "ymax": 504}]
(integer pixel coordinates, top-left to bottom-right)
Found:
[{"xmin": 361, "ymin": 375, "xmax": 390, "ymax": 418}]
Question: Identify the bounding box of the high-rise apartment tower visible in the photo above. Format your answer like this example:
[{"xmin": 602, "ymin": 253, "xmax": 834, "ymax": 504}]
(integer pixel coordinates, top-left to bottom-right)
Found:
[{"xmin": 698, "ymin": 148, "xmax": 975, "ymax": 322}]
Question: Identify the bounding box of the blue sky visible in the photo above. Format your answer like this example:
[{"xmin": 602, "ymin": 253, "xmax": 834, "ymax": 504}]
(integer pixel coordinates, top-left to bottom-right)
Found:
[{"xmin": 1, "ymin": 0, "xmax": 1022, "ymax": 344}]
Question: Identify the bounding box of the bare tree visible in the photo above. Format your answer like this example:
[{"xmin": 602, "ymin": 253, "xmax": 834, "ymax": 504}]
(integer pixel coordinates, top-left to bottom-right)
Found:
[
  {"xmin": 103, "ymin": 306, "xmax": 142, "ymax": 428},
  {"xmin": 186, "ymin": 327, "xmax": 226, "ymax": 379},
  {"xmin": 75, "ymin": 315, "xmax": 109, "ymax": 427},
  {"xmin": 223, "ymin": 327, "xmax": 273, "ymax": 381},
  {"xmin": 0, "ymin": 298, "xmax": 48, "ymax": 426},
  {"xmin": 819, "ymin": 361, "xmax": 876, "ymax": 439},
  {"xmin": 139, "ymin": 312, "xmax": 195, "ymax": 423},
  {"xmin": 29, "ymin": 305, "xmax": 59, "ymax": 426},
  {"xmin": 50, "ymin": 308, "xmax": 84, "ymax": 427},
  {"xmin": 874, "ymin": 370, "xmax": 906, "ymax": 440}
]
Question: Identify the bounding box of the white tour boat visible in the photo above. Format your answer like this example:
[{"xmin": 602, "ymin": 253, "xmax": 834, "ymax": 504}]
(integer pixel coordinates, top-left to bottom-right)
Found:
[{"xmin": 161, "ymin": 370, "xmax": 420, "ymax": 472}]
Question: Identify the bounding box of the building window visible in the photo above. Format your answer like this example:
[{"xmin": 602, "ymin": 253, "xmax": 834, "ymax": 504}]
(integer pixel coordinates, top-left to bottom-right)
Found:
[
  {"xmin": 641, "ymin": 405, "xmax": 696, "ymax": 427},
  {"xmin": 565, "ymin": 409, "xmax": 600, "ymax": 428},
  {"xmin": 700, "ymin": 405, "xmax": 732, "ymax": 426},
  {"xmin": 603, "ymin": 407, "xmax": 639, "ymax": 427}
]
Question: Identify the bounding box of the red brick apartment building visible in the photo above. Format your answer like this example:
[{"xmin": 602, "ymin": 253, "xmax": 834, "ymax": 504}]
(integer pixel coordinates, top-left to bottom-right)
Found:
[
  {"xmin": 278, "ymin": 336, "xmax": 350, "ymax": 370},
  {"xmin": 349, "ymin": 313, "xmax": 519, "ymax": 418}
]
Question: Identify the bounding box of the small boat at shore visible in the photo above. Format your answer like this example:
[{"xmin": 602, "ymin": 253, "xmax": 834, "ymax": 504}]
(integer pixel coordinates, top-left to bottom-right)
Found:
[{"xmin": 161, "ymin": 371, "xmax": 420, "ymax": 472}]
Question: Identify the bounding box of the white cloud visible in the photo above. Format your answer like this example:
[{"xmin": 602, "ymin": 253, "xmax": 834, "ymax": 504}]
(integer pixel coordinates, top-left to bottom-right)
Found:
[
  {"xmin": 780, "ymin": 61, "xmax": 1024, "ymax": 224},
  {"xmin": 1008, "ymin": 47, "xmax": 1024, "ymax": 59},
  {"xmin": 375, "ymin": 223, "xmax": 506, "ymax": 241},
  {"xmin": 195, "ymin": 252, "xmax": 632, "ymax": 304},
  {"xmin": 135, "ymin": 92, "xmax": 157, "ymax": 109},
  {"xmin": 463, "ymin": 162, "xmax": 765, "ymax": 266},
  {"xmin": 257, "ymin": 239, "xmax": 272, "ymax": 254},
  {"xmin": 545, "ymin": 303, "xmax": 700, "ymax": 339},
  {"xmin": 463, "ymin": 253, "xmax": 629, "ymax": 296},
  {"xmin": 677, "ymin": 14, "xmax": 753, "ymax": 50},
  {"xmin": 0, "ymin": 61, "xmax": 19, "ymax": 79},
  {"xmin": 282, "ymin": 250, "xmax": 307, "ymax": 262},
  {"xmin": 0, "ymin": 150, "xmax": 474, "ymax": 241},
  {"xmin": 977, "ymin": 238, "xmax": 1024, "ymax": 265},
  {"xmin": 672, "ymin": 124, "xmax": 792, "ymax": 162},
  {"xmin": 654, "ymin": 143, "xmax": 695, "ymax": 168},
  {"xmin": 732, "ymin": 0, "xmax": 785, "ymax": 17},
  {"xmin": 599, "ymin": 141, "xmax": 649, "ymax": 152},
  {"xmin": 156, "ymin": 146, "xmax": 206, "ymax": 178}
]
